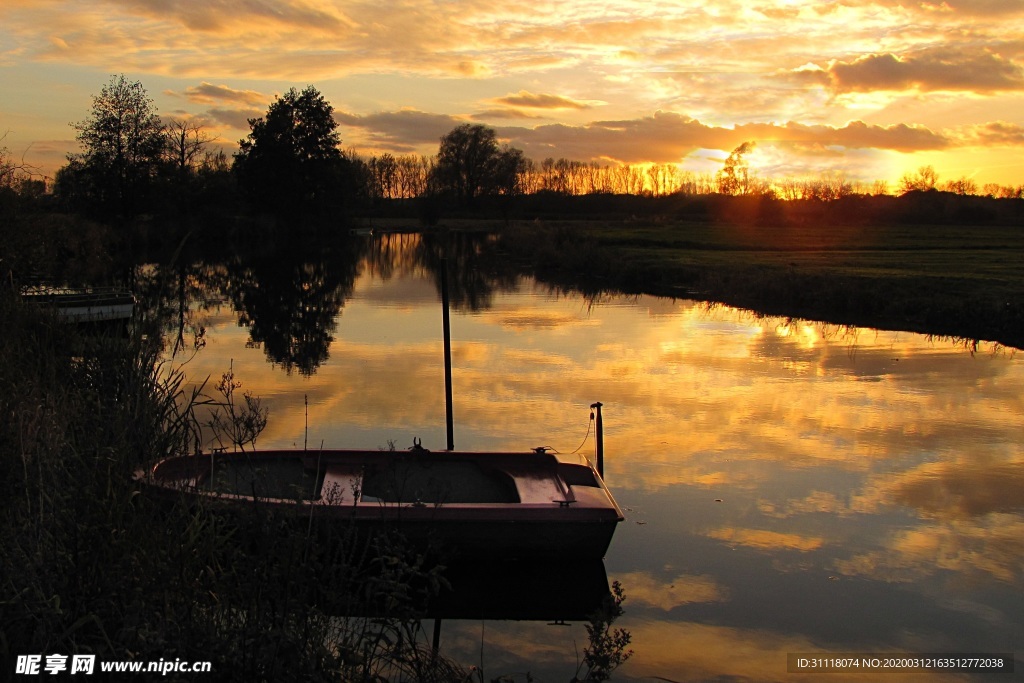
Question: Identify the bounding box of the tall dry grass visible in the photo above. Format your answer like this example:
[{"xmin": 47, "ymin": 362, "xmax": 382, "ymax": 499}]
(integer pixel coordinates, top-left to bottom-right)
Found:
[{"xmin": 0, "ymin": 292, "xmax": 463, "ymax": 681}]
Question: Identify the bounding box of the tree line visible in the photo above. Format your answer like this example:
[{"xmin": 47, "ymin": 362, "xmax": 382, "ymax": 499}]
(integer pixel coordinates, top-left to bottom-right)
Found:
[{"xmin": 3, "ymin": 75, "xmax": 1023, "ymax": 230}]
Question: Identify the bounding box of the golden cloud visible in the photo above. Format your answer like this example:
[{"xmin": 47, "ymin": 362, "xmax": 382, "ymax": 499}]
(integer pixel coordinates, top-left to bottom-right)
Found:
[
  {"xmin": 834, "ymin": 515, "xmax": 1024, "ymax": 585},
  {"xmin": 708, "ymin": 527, "xmax": 825, "ymax": 553},
  {"xmin": 454, "ymin": 60, "xmax": 491, "ymax": 78},
  {"xmin": 614, "ymin": 571, "xmax": 730, "ymax": 610},
  {"xmin": 176, "ymin": 82, "xmax": 268, "ymax": 107},
  {"xmin": 470, "ymin": 108, "xmax": 546, "ymax": 121},
  {"xmin": 620, "ymin": 619, "xmax": 969, "ymax": 682},
  {"xmin": 491, "ymin": 90, "xmax": 597, "ymax": 110},
  {"xmin": 850, "ymin": 457, "xmax": 1024, "ymax": 521},
  {"xmin": 114, "ymin": 0, "xmax": 357, "ymax": 35}
]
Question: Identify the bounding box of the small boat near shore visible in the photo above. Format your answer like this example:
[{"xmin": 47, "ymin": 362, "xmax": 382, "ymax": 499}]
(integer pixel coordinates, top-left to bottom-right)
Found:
[
  {"xmin": 137, "ymin": 261, "xmax": 622, "ymax": 560},
  {"xmin": 134, "ymin": 443, "xmax": 623, "ymax": 560},
  {"xmin": 21, "ymin": 286, "xmax": 135, "ymax": 323}
]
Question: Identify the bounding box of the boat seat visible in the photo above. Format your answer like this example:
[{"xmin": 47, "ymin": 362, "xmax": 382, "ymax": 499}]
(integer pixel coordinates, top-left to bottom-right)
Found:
[
  {"xmin": 319, "ymin": 465, "xmax": 363, "ymax": 505},
  {"xmin": 501, "ymin": 463, "xmax": 574, "ymax": 505}
]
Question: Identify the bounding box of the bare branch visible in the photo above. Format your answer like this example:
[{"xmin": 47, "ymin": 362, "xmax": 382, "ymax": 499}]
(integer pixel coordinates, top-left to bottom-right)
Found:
[{"xmin": 0, "ymin": 131, "xmax": 42, "ymax": 189}]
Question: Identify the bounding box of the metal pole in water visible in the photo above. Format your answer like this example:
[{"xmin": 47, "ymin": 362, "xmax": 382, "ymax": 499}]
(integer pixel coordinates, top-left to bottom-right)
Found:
[
  {"xmin": 591, "ymin": 402, "xmax": 604, "ymax": 478},
  {"xmin": 442, "ymin": 258, "xmax": 455, "ymax": 451}
]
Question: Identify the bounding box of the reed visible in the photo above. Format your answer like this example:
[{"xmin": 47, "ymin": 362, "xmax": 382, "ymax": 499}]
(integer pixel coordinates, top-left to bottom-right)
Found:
[{"xmin": 0, "ymin": 291, "xmax": 463, "ymax": 681}]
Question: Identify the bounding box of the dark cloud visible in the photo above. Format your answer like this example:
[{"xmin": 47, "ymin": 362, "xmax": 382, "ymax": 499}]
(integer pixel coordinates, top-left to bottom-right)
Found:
[
  {"xmin": 500, "ymin": 111, "xmax": 727, "ymax": 163},
  {"xmin": 891, "ymin": 461, "xmax": 1024, "ymax": 519},
  {"xmin": 494, "ymin": 112, "xmax": 949, "ymax": 163},
  {"xmin": 939, "ymin": 0, "xmax": 1024, "ymax": 15},
  {"xmin": 798, "ymin": 46, "xmax": 1024, "ymax": 94},
  {"xmin": 334, "ymin": 109, "xmax": 464, "ymax": 149},
  {"xmin": 491, "ymin": 91, "xmax": 593, "ymax": 110},
  {"xmin": 206, "ymin": 107, "xmax": 263, "ymax": 130},
  {"xmin": 961, "ymin": 121, "xmax": 1024, "ymax": 146},
  {"xmin": 736, "ymin": 120, "xmax": 950, "ymax": 152},
  {"xmin": 846, "ymin": 0, "xmax": 1024, "ymax": 18}
]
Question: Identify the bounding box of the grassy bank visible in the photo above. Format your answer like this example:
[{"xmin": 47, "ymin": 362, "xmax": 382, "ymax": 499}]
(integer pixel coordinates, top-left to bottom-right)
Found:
[
  {"xmin": 491, "ymin": 218, "xmax": 1024, "ymax": 349},
  {"xmin": 0, "ymin": 293, "xmax": 464, "ymax": 681}
]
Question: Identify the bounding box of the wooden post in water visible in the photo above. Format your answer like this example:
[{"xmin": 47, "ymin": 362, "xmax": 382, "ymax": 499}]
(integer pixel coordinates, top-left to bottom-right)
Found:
[
  {"xmin": 591, "ymin": 402, "xmax": 604, "ymax": 478},
  {"xmin": 431, "ymin": 618, "xmax": 442, "ymax": 660},
  {"xmin": 441, "ymin": 258, "xmax": 455, "ymax": 451}
]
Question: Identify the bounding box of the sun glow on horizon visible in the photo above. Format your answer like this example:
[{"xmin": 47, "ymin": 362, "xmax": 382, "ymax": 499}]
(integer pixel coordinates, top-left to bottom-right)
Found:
[{"xmin": 1, "ymin": 0, "xmax": 1022, "ymax": 188}]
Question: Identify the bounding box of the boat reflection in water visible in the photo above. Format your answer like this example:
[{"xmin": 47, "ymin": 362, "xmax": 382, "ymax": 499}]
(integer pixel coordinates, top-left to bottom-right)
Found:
[
  {"xmin": 135, "ymin": 439, "xmax": 623, "ymax": 666},
  {"xmin": 428, "ymin": 559, "xmax": 612, "ymax": 622}
]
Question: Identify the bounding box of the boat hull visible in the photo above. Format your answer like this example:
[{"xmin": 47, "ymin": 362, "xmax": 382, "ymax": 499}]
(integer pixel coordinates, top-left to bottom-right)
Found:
[{"xmin": 135, "ymin": 448, "xmax": 623, "ymax": 561}]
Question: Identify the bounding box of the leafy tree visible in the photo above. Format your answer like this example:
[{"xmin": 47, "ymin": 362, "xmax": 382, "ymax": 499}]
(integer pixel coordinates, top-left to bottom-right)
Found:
[
  {"xmin": 66, "ymin": 75, "xmax": 166, "ymax": 221},
  {"xmin": 233, "ymin": 85, "xmax": 350, "ymax": 219},
  {"xmin": 491, "ymin": 144, "xmax": 528, "ymax": 197},
  {"xmin": 572, "ymin": 581, "xmax": 633, "ymax": 682},
  {"xmin": 431, "ymin": 124, "xmax": 526, "ymax": 205}
]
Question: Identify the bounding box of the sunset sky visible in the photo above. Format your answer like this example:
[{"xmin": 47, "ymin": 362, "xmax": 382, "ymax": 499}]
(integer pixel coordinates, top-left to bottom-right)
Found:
[{"xmin": 2, "ymin": 0, "xmax": 1023, "ymax": 188}]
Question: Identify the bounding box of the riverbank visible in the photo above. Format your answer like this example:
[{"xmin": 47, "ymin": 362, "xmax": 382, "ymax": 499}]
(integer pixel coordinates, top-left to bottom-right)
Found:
[
  {"xmin": 486, "ymin": 218, "xmax": 1024, "ymax": 350},
  {"xmin": 0, "ymin": 293, "xmax": 467, "ymax": 681}
]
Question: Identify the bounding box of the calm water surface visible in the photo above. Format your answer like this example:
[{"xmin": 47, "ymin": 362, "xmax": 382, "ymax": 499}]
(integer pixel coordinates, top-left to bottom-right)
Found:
[{"xmin": 166, "ymin": 234, "xmax": 1023, "ymax": 681}]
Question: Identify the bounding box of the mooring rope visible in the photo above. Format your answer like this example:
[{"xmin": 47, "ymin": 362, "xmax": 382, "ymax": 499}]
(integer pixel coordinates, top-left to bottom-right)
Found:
[{"xmin": 568, "ymin": 406, "xmax": 595, "ymax": 454}]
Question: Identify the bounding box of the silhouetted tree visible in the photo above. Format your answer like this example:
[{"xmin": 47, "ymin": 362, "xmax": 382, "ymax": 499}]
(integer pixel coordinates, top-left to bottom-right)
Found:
[
  {"xmin": 898, "ymin": 165, "xmax": 939, "ymax": 194},
  {"xmin": 368, "ymin": 153, "xmax": 398, "ymax": 200},
  {"xmin": 65, "ymin": 75, "xmax": 166, "ymax": 221},
  {"xmin": 433, "ymin": 124, "xmax": 495, "ymax": 204},
  {"xmin": 431, "ymin": 124, "xmax": 526, "ymax": 205},
  {"xmin": 0, "ymin": 132, "xmax": 39, "ymax": 192},
  {"xmin": 943, "ymin": 176, "xmax": 978, "ymax": 196},
  {"xmin": 164, "ymin": 119, "xmax": 215, "ymax": 178},
  {"xmin": 491, "ymin": 145, "xmax": 528, "ymax": 197},
  {"xmin": 395, "ymin": 154, "xmax": 432, "ymax": 198},
  {"xmin": 233, "ymin": 85, "xmax": 351, "ymax": 220},
  {"xmin": 716, "ymin": 142, "xmax": 756, "ymax": 195}
]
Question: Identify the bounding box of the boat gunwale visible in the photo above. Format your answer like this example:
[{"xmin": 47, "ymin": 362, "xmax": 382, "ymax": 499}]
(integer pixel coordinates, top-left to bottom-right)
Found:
[{"xmin": 134, "ymin": 448, "xmax": 624, "ymax": 521}]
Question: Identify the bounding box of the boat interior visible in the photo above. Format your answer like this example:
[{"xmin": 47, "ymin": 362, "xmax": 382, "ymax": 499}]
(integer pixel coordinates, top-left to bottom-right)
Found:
[{"xmin": 152, "ymin": 449, "xmax": 606, "ymax": 508}]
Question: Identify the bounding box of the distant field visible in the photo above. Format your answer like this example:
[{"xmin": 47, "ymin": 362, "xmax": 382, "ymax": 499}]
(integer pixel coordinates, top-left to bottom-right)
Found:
[
  {"xmin": 493, "ymin": 219, "xmax": 1024, "ymax": 349},
  {"xmin": 597, "ymin": 221, "xmax": 1024, "ymax": 299}
]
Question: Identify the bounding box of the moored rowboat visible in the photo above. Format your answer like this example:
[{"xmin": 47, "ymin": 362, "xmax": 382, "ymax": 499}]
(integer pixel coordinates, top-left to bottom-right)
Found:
[{"xmin": 134, "ymin": 445, "xmax": 623, "ymax": 561}]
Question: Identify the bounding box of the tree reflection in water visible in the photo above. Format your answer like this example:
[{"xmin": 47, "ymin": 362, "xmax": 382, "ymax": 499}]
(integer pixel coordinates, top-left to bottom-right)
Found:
[
  {"xmin": 229, "ymin": 254, "xmax": 356, "ymax": 376},
  {"xmin": 364, "ymin": 230, "xmax": 521, "ymax": 313},
  {"xmin": 140, "ymin": 230, "xmax": 524, "ymax": 376}
]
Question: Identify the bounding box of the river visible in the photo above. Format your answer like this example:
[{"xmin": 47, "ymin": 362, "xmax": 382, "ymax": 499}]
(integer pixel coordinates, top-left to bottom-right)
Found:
[{"xmin": 156, "ymin": 232, "xmax": 1023, "ymax": 681}]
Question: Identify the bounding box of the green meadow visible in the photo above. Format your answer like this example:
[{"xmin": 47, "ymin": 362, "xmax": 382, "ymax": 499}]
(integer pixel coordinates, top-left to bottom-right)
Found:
[{"xmin": 492, "ymin": 218, "xmax": 1024, "ymax": 349}]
